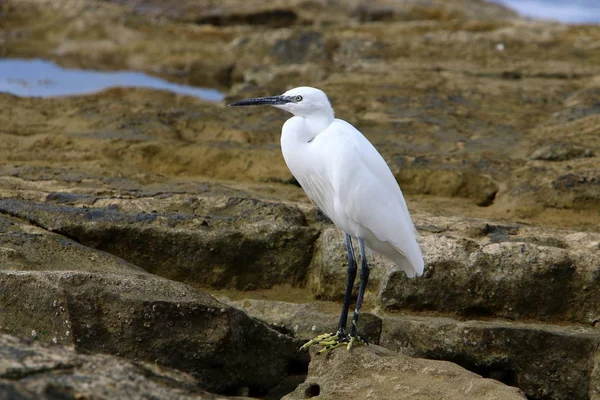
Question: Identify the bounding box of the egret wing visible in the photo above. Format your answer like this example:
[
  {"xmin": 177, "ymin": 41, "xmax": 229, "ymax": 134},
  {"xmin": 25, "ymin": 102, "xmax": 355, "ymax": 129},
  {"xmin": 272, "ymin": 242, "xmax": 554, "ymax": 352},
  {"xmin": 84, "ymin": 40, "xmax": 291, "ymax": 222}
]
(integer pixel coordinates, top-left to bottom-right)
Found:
[
  {"xmin": 326, "ymin": 120, "xmax": 424, "ymax": 276},
  {"xmin": 333, "ymin": 120, "xmax": 417, "ymax": 235},
  {"xmin": 296, "ymin": 168, "xmax": 336, "ymax": 221},
  {"xmin": 347, "ymin": 171, "xmax": 424, "ymax": 276}
]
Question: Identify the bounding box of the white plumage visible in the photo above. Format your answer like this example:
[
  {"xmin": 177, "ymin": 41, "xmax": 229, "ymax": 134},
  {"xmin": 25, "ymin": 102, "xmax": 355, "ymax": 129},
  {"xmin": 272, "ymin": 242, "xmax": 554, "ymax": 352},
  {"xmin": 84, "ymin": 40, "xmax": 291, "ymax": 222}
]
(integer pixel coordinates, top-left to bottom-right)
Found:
[
  {"xmin": 277, "ymin": 87, "xmax": 424, "ymax": 278},
  {"xmin": 230, "ymin": 86, "xmax": 424, "ymax": 351}
]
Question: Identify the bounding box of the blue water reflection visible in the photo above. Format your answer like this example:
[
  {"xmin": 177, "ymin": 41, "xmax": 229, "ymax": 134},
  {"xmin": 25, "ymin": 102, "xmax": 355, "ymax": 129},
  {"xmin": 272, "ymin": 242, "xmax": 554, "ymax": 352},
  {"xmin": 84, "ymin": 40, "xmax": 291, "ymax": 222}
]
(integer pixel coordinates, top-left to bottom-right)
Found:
[
  {"xmin": 489, "ymin": 0, "xmax": 600, "ymax": 24},
  {"xmin": 0, "ymin": 58, "xmax": 225, "ymax": 101}
]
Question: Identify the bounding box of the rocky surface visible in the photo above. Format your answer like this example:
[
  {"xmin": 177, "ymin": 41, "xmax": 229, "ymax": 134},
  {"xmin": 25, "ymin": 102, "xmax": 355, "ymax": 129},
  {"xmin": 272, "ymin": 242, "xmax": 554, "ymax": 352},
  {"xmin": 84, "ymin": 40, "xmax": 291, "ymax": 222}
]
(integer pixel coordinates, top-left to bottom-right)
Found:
[
  {"xmin": 283, "ymin": 345, "xmax": 526, "ymax": 400},
  {"xmin": 380, "ymin": 315, "xmax": 600, "ymax": 400},
  {"xmin": 380, "ymin": 216, "xmax": 600, "ymax": 324},
  {"xmin": 4, "ymin": 187, "xmax": 598, "ymax": 326},
  {"xmin": 0, "ymin": 196, "xmax": 317, "ymax": 290},
  {"xmin": 0, "ymin": 333, "xmax": 249, "ymax": 400},
  {"xmin": 308, "ymin": 218, "xmax": 600, "ymax": 325},
  {"xmin": 0, "ymin": 212, "xmax": 146, "ymax": 276},
  {"xmin": 0, "ymin": 214, "xmax": 304, "ymax": 397},
  {"xmin": 224, "ymin": 298, "xmax": 382, "ymax": 345},
  {"xmin": 1, "ymin": 0, "xmax": 600, "ymax": 399},
  {"xmin": 97, "ymin": 0, "xmax": 519, "ymax": 26},
  {"xmin": 0, "ymin": 267, "xmax": 304, "ymax": 395},
  {"xmin": 2, "ymin": 0, "xmax": 600, "ymax": 232},
  {"xmin": 226, "ymin": 299, "xmax": 600, "ymax": 400}
]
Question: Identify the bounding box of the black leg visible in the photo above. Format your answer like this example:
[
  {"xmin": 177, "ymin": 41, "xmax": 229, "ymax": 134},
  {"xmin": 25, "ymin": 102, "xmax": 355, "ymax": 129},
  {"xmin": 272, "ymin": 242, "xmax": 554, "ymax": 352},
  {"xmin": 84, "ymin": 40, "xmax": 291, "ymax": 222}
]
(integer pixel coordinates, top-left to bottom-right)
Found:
[
  {"xmin": 337, "ymin": 233, "xmax": 357, "ymax": 335},
  {"xmin": 349, "ymin": 238, "xmax": 370, "ymax": 339},
  {"xmin": 299, "ymin": 234, "xmax": 366, "ymax": 354}
]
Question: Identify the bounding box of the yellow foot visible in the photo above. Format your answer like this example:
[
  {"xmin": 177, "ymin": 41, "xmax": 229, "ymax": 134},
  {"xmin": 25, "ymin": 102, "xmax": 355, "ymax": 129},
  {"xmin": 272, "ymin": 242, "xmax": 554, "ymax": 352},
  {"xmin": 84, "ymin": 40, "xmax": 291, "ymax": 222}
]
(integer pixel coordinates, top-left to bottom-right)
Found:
[
  {"xmin": 347, "ymin": 335, "xmax": 367, "ymax": 351},
  {"xmin": 299, "ymin": 332, "xmax": 367, "ymax": 354}
]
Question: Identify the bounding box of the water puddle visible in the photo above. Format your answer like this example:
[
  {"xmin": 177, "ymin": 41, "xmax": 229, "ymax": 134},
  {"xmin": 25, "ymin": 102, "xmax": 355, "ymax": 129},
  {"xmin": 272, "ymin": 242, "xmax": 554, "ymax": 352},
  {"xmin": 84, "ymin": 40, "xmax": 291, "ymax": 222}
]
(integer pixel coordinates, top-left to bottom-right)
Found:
[
  {"xmin": 488, "ymin": 0, "xmax": 600, "ymax": 23},
  {"xmin": 0, "ymin": 58, "xmax": 225, "ymax": 101}
]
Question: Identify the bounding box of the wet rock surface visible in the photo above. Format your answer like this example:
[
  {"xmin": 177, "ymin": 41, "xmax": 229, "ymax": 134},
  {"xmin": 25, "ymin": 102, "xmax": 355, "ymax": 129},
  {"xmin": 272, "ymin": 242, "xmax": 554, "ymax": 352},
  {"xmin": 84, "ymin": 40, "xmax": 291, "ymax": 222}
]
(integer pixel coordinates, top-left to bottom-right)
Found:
[{"xmin": 1, "ymin": 0, "xmax": 600, "ymax": 399}]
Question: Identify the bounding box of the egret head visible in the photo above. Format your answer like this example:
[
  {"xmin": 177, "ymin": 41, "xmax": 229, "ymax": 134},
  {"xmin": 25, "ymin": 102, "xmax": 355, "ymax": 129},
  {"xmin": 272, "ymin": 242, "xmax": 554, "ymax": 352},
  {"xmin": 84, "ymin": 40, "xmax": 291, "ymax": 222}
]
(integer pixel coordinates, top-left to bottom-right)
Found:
[{"xmin": 229, "ymin": 86, "xmax": 334, "ymax": 119}]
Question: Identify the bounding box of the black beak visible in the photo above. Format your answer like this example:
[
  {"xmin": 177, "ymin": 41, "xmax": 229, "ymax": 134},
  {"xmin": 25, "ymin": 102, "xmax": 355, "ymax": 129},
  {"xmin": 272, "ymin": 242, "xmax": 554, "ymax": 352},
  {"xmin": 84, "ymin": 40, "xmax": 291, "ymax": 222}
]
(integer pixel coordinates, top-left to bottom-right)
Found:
[{"xmin": 229, "ymin": 95, "xmax": 292, "ymax": 107}]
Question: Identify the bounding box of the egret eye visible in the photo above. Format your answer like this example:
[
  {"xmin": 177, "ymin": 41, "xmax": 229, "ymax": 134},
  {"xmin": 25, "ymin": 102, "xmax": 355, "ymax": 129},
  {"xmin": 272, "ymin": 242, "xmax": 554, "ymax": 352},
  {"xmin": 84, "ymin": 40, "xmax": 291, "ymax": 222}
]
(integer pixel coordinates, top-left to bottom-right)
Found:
[{"xmin": 295, "ymin": 95, "xmax": 303, "ymax": 102}]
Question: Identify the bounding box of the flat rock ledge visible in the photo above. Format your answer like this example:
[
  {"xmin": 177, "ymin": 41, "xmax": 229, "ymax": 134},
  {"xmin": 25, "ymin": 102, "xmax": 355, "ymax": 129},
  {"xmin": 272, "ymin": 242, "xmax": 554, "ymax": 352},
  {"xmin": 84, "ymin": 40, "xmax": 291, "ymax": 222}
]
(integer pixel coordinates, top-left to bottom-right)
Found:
[{"xmin": 284, "ymin": 345, "xmax": 526, "ymax": 400}]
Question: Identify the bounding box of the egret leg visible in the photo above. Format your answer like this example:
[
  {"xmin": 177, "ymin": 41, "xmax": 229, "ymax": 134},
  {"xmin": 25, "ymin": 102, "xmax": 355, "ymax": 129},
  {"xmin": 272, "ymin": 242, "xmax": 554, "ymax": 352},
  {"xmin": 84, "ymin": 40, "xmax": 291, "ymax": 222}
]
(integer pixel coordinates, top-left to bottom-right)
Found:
[
  {"xmin": 348, "ymin": 238, "xmax": 370, "ymax": 349},
  {"xmin": 299, "ymin": 233, "xmax": 357, "ymax": 354},
  {"xmin": 337, "ymin": 233, "xmax": 357, "ymax": 335}
]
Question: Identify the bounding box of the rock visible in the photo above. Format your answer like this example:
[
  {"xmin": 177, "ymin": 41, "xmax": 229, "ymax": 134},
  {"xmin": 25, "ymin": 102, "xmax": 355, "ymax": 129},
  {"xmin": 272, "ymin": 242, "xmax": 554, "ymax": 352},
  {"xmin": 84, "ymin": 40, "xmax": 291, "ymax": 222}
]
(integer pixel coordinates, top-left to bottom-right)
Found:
[
  {"xmin": 3, "ymin": 0, "xmax": 238, "ymax": 88},
  {"xmin": 225, "ymin": 298, "xmax": 382, "ymax": 344},
  {"xmin": 3, "ymin": 0, "xmax": 600, "ymax": 230},
  {"xmin": 530, "ymin": 142, "xmax": 594, "ymax": 161},
  {"xmin": 237, "ymin": 63, "xmax": 328, "ymax": 92},
  {"xmin": 0, "ymin": 89, "xmax": 293, "ymax": 184},
  {"xmin": 391, "ymin": 160, "xmax": 499, "ymax": 206},
  {"xmin": 302, "ymin": 213, "xmax": 600, "ymax": 325},
  {"xmin": 93, "ymin": 0, "xmax": 519, "ymax": 25},
  {"xmin": 0, "ymin": 213, "xmax": 306, "ymax": 399},
  {"xmin": 538, "ymin": 171, "xmax": 600, "ymax": 211},
  {"xmin": 0, "ymin": 333, "xmax": 246, "ymax": 400},
  {"xmin": 307, "ymin": 227, "xmax": 394, "ymax": 304},
  {"xmin": 3, "ymin": 1, "xmax": 600, "ymax": 398},
  {"xmin": 0, "ymin": 189, "xmax": 305, "ymax": 397},
  {"xmin": 380, "ymin": 216, "xmax": 600, "ymax": 324},
  {"xmin": 283, "ymin": 345, "xmax": 526, "ymax": 400},
  {"xmin": 379, "ymin": 315, "xmax": 600, "ymax": 400},
  {"xmin": 0, "ymin": 197, "xmax": 318, "ymax": 291},
  {"xmin": 0, "ymin": 213, "xmax": 145, "ymax": 276},
  {"xmin": 0, "ymin": 270, "xmax": 303, "ymax": 395},
  {"xmin": 221, "ymin": 295, "xmax": 600, "ymax": 400},
  {"xmin": 271, "ymin": 31, "xmax": 327, "ymax": 64}
]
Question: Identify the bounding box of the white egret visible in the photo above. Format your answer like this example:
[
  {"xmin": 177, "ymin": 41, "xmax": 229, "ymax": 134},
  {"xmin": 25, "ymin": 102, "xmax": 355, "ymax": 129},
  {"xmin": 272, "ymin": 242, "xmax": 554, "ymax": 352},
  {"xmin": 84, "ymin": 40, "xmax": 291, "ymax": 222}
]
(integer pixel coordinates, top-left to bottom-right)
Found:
[{"xmin": 229, "ymin": 87, "xmax": 424, "ymax": 352}]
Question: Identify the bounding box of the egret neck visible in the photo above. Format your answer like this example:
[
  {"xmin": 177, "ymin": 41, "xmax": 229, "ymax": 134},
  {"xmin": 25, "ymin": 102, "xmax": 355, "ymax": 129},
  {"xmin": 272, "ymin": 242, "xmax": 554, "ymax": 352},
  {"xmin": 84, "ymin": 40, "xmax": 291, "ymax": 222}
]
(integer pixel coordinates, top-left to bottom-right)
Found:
[{"xmin": 284, "ymin": 113, "xmax": 334, "ymax": 144}]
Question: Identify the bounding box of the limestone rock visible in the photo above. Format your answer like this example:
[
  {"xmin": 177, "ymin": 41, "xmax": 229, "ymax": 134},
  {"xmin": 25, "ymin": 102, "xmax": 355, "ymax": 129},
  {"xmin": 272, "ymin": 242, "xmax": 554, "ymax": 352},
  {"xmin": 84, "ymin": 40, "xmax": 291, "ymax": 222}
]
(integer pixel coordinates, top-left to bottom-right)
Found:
[
  {"xmin": 380, "ymin": 216, "xmax": 600, "ymax": 324},
  {"xmin": 0, "ymin": 270, "xmax": 302, "ymax": 394},
  {"xmin": 305, "ymin": 214, "xmax": 600, "ymax": 325},
  {"xmin": 283, "ymin": 345, "xmax": 526, "ymax": 400},
  {"xmin": 3, "ymin": 0, "xmax": 600, "ymax": 232},
  {"xmin": 530, "ymin": 142, "xmax": 594, "ymax": 161},
  {"xmin": 390, "ymin": 157, "xmax": 499, "ymax": 206},
  {"xmin": 2, "ymin": 1, "xmax": 600, "ymax": 399},
  {"xmin": 380, "ymin": 315, "xmax": 600, "ymax": 400},
  {"xmin": 225, "ymin": 298, "xmax": 382, "ymax": 344},
  {"xmin": 533, "ymin": 170, "xmax": 600, "ymax": 211},
  {"xmin": 0, "ymin": 193, "xmax": 305, "ymax": 397},
  {"xmin": 0, "ymin": 213, "xmax": 145, "ymax": 276},
  {"xmin": 307, "ymin": 227, "xmax": 394, "ymax": 304},
  {"xmin": 0, "ymin": 197, "xmax": 318, "ymax": 291},
  {"xmin": 219, "ymin": 297, "xmax": 600, "ymax": 400},
  {"xmin": 92, "ymin": 0, "xmax": 519, "ymax": 25},
  {"xmin": 0, "ymin": 333, "xmax": 247, "ymax": 400}
]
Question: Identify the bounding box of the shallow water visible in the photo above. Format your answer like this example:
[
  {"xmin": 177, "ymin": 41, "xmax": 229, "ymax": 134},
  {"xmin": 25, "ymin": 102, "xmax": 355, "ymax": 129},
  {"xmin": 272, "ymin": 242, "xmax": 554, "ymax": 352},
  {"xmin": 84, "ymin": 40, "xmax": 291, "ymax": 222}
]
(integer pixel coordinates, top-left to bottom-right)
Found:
[
  {"xmin": 489, "ymin": 0, "xmax": 600, "ymax": 24},
  {"xmin": 0, "ymin": 58, "xmax": 225, "ymax": 101}
]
